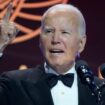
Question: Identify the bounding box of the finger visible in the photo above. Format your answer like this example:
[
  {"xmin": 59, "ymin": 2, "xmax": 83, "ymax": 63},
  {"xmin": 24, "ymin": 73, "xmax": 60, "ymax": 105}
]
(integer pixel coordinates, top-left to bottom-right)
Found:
[{"xmin": 3, "ymin": 3, "xmax": 12, "ymax": 22}]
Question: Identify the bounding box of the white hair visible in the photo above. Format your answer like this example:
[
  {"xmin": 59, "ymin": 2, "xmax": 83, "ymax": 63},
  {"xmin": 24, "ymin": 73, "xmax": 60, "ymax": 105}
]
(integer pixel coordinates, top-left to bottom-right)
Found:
[{"xmin": 41, "ymin": 4, "xmax": 86, "ymax": 36}]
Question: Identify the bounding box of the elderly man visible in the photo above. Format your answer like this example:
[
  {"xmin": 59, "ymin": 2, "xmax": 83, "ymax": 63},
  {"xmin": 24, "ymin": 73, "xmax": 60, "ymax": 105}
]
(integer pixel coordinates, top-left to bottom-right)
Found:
[{"xmin": 0, "ymin": 4, "xmax": 104, "ymax": 105}]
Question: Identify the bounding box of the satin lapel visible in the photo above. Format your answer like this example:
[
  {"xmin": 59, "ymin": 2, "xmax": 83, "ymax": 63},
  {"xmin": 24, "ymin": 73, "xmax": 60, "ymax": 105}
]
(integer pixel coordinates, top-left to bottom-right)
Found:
[
  {"xmin": 33, "ymin": 74, "xmax": 54, "ymax": 105},
  {"xmin": 78, "ymin": 77, "xmax": 97, "ymax": 105},
  {"xmin": 21, "ymin": 65, "xmax": 54, "ymax": 105}
]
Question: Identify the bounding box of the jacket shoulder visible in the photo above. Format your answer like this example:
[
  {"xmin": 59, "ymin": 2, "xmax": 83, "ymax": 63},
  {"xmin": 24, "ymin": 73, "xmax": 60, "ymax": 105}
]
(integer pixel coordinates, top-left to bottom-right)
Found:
[{"xmin": 0, "ymin": 65, "xmax": 45, "ymax": 82}]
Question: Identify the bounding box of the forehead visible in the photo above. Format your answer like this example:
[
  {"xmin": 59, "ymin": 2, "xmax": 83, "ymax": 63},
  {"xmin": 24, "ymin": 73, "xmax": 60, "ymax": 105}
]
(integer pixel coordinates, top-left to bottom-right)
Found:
[
  {"xmin": 44, "ymin": 9, "xmax": 79, "ymax": 20},
  {"xmin": 42, "ymin": 10, "xmax": 80, "ymax": 29}
]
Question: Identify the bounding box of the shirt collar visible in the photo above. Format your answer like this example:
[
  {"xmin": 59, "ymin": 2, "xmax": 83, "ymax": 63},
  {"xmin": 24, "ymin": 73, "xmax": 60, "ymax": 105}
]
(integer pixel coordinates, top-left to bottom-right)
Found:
[{"xmin": 44, "ymin": 62, "xmax": 76, "ymax": 75}]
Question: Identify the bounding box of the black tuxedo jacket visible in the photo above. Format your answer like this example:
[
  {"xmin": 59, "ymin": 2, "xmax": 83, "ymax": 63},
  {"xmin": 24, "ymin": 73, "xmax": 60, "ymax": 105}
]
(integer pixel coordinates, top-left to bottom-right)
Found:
[{"xmin": 0, "ymin": 65, "xmax": 105, "ymax": 105}]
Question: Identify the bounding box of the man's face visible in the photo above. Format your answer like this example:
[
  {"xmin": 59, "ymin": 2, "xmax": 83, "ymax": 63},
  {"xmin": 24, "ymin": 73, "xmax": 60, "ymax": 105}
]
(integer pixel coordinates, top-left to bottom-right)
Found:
[{"xmin": 40, "ymin": 11, "xmax": 86, "ymax": 73}]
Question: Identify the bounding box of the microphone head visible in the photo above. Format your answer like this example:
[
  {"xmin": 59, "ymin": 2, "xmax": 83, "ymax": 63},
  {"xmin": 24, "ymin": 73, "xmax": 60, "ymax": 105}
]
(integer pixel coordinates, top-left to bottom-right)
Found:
[
  {"xmin": 75, "ymin": 60, "xmax": 88, "ymax": 70},
  {"xmin": 100, "ymin": 63, "xmax": 105, "ymax": 78},
  {"xmin": 75, "ymin": 60, "xmax": 94, "ymax": 83}
]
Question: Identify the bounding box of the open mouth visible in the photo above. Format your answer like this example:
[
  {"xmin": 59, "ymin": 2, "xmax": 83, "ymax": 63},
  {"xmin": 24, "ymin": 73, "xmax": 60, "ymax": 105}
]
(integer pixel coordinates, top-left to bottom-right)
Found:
[{"xmin": 49, "ymin": 49, "xmax": 64, "ymax": 53}]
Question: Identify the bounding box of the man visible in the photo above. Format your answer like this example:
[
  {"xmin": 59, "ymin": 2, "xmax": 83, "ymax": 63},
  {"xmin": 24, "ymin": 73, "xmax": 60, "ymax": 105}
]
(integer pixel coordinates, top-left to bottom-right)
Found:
[
  {"xmin": 0, "ymin": 4, "xmax": 104, "ymax": 105},
  {"xmin": 0, "ymin": 3, "xmax": 18, "ymax": 56}
]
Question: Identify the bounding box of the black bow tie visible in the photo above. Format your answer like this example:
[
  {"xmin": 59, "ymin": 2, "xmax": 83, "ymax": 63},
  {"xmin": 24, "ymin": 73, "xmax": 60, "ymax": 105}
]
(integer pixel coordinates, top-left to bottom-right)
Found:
[{"xmin": 46, "ymin": 73, "xmax": 74, "ymax": 88}]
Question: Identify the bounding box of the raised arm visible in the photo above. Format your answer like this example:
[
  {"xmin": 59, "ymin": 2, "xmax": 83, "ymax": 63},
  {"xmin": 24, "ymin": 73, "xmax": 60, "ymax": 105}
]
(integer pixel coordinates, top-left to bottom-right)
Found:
[{"xmin": 0, "ymin": 3, "xmax": 19, "ymax": 54}]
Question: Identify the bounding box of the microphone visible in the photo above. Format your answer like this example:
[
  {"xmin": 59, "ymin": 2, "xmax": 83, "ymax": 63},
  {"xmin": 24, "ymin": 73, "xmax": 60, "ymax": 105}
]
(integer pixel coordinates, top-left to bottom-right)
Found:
[
  {"xmin": 99, "ymin": 63, "xmax": 105, "ymax": 78},
  {"xmin": 75, "ymin": 60, "xmax": 94, "ymax": 84},
  {"xmin": 75, "ymin": 60, "xmax": 99, "ymax": 95}
]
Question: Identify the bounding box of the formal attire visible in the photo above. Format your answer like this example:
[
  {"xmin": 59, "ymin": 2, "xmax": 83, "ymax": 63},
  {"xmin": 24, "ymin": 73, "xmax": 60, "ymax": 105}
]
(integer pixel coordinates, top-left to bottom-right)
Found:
[
  {"xmin": 44, "ymin": 63, "xmax": 78, "ymax": 105},
  {"xmin": 0, "ymin": 64, "xmax": 105, "ymax": 105}
]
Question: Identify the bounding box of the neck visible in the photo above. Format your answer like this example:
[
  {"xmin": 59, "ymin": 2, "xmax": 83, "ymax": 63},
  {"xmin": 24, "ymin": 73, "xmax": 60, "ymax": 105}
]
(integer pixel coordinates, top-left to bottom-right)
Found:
[{"xmin": 46, "ymin": 62, "xmax": 75, "ymax": 74}]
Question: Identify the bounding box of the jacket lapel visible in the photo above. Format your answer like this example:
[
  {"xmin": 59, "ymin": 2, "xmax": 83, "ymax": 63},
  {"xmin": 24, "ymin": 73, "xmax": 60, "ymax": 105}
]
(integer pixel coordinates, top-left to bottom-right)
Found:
[
  {"xmin": 34, "ymin": 73, "xmax": 54, "ymax": 105},
  {"xmin": 21, "ymin": 65, "xmax": 54, "ymax": 105}
]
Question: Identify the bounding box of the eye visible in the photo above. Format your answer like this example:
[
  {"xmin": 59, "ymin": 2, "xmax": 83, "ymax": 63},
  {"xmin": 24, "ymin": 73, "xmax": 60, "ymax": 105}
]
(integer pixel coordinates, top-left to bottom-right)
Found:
[
  {"xmin": 62, "ymin": 31, "xmax": 70, "ymax": 35},
  {"xmin": 46, "ymin": 29, "xmax": 53, "ymax": 33},
  {"xmin": 44, "ymin": 29, "xmax": 54, "ymax": 34},
  {"xmin": 62, "ymin": 31, "xmax": 68, "ymax": 34}
]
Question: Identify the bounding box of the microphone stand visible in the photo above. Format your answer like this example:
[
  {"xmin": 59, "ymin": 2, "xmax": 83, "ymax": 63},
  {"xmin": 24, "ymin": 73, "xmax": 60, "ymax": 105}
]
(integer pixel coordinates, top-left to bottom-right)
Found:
[
  {"xmin": 75, "ymin": 60, "xmax": 105, "ymax": 105},
  {"xmin": 86, "ymin": 78, "xmax": 103, "ymax": 105}
]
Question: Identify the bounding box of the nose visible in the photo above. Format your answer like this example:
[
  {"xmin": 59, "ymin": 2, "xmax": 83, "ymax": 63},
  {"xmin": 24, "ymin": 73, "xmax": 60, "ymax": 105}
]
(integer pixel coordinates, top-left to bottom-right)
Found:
[{"xmin": 51, "ymin": 32, "xmax": 60, "ymax": 45}]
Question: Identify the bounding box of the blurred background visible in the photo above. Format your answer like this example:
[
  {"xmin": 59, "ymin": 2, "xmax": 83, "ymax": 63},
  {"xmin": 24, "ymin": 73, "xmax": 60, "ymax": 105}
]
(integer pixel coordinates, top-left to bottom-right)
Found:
[{"xmin": 0, "ymin": 0, "xmax": 105, "ymax": 76}]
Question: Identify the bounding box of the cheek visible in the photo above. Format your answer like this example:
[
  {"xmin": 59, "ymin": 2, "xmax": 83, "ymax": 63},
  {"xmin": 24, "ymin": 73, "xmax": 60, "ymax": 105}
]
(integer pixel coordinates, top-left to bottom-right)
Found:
[
  {"xmin": 65, "ymin": 39, "xmax": 79, "ymax": 55},
  {"xmin": 40, "ymin": 35, "xmax": 51, "ymax": 45},
  {"xmin": 40, "ymin": 37, "xmax": 48, "ymax": 47}
]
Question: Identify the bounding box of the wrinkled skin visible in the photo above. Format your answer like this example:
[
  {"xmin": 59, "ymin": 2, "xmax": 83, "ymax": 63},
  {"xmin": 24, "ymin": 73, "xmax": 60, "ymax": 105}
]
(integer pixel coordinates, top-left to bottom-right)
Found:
[
  {"xmin": 40, "ymin": 9, "xmax": 86, "ymax": 74},
  {"xmin": 0, "ymin": 3, "xmax": 19, "ymax": 53}
]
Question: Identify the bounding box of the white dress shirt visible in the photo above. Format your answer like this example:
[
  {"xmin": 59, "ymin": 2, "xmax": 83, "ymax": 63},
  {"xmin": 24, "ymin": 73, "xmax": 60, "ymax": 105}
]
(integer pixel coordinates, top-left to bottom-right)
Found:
[{"xmin": 44, "ymin": 63, "xmax": 78, "ymax": 105}]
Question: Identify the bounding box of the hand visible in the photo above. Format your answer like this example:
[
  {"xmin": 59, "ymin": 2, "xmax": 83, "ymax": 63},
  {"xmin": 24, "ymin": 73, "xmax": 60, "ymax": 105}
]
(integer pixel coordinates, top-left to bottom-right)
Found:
[{"xmin": 0, "ymin": 3, "xmax": 19, "ymax": 53}]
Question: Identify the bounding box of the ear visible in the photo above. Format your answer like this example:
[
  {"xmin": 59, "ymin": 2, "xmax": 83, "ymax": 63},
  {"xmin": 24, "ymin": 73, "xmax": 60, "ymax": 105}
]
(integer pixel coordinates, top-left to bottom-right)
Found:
[{"xmin": 78, "ymin": 35, "xmax": 87, "ymax": 53}]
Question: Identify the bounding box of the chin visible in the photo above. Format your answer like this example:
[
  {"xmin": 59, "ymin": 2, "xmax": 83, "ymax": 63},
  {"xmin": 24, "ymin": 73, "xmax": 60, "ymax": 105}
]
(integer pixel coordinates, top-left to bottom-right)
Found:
[{"xmin": 49, "ymin": 60, "xmax": 64, "ymax": 68}]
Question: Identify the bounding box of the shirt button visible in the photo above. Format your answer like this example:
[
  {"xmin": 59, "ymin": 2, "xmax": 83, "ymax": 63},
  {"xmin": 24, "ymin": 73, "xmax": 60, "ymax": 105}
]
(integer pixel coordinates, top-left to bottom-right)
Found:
[{"xmin": 61, "ymin": 92, "xmax": 65, "ymax": 95}]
